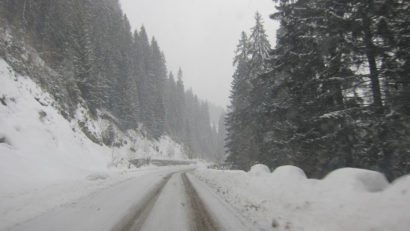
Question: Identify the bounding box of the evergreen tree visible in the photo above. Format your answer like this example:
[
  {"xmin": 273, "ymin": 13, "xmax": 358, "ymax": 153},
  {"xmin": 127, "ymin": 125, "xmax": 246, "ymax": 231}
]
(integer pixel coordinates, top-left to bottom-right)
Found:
[
  {"xmin": 226, "ymin": 13, "xmax": 272, "ymax": 170},
  {"xmin": 224, "ymin": 0, "xmax": 410, "ymax": 178},
  {"xmin": 225, "ymin": 31, "xmax": 252, "ymax": 169}
]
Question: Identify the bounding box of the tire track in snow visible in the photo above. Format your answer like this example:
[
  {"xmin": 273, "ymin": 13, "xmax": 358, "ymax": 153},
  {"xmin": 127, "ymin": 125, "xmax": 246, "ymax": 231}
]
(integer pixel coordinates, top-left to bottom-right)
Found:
[
  {"xmin": 182, "ymin": 172, "xmax": 220, "ymax": 231},
  {"xmin": 185, "ymin": 173, "xmax": 253, "ymax": 231},
  {"xmin": 115, "ymin": 173, "xmax": 173, "ymax": 231},
  {"xmin": 117, "ymin": 171, "xmax": 220, "ymax": 231},
  {"xmin": 117, "ymin": 170, "xmax": 248, "ymax": 231}
]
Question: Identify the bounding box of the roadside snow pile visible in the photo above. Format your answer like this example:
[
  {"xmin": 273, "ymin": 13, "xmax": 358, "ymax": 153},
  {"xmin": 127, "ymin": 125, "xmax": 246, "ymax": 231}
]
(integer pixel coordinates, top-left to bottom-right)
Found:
[
  {"xmin": 321, "ymin": 168, "xmax": 389, "ymax": 192},
  {"xmin": 249, "ymin": 164, "xmax": 270, "ymax": 176},
  {"xmin": 193, "ymin": 164, "xmax": 410, "ymax": 231},
  {"xmin": 271, "ymin": 165, "xmax": 307, "ymax": 181}
]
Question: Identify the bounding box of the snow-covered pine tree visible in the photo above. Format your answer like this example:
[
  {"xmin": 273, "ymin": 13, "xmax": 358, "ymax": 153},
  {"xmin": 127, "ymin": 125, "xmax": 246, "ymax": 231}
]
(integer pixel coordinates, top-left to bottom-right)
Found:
[
  {"xmin": 175, "ymin": 68, "xmax": 186, "ymax": 138},
  {"xmin": 70, "ymin": 0, "xmax": 103, "ymax": 116},
  {"xmin": 226, "ymin": 12, "xmax": 273, "ymax": 170},
  {"xmin": 225, "ymin": 31, "xmax": 252, "ymax": 169},
  {"xmin": 250, "ymin": 0, "xmax": 410, "ymax": 178},
  {"xmin": 248, "ymin": 12, "xmax": 272, "ymax": 75},
  {"xmin": 150, "ymin": 38, "xmax": 167, "ymax": 138}
]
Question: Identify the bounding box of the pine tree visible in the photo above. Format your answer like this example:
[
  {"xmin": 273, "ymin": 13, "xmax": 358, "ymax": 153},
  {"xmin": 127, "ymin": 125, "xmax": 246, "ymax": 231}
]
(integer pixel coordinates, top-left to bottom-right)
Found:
[
  {"xmin": 225, "ymin": 31, "xmax": 252, "ymax": 169},
  {"xmin": 70, "ymin": 0, "xmax": 102, "ymax": 115},
  {"xmin": 243, "ymin": 0, "xmax": 410, "ymax": 178},
  {"xmin": 175, "ymin": 68, "xmax": 186, "ymax": 138},
  {"xmin": 248, "ymin": 12, "xmax": 272, "ymax": 75},
  {"xmin": 150, "ymin": 38, "xmax": 167, "ymax": 137},
  {"xmin": 226, "ymin": 13, "xmax": 273, "ymax": 170}
]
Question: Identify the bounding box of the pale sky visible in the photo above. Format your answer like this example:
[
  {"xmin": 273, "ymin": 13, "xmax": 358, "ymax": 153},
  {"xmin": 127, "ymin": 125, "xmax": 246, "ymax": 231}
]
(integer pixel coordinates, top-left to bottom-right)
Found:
[{"xmin": 119, "ymin": 0, "xmax": 278, "ymax": 107}]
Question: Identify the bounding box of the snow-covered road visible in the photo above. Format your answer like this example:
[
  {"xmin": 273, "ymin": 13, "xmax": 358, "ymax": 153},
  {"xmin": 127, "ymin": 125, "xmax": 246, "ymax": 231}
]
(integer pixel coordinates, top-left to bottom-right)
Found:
[
  {"xmin": 7, "ymin": 168, "xmax": 250, "ymax": 231},
  {"xmin": 4, "ymin": 165, "xmax": 409, "ymax": 231}
]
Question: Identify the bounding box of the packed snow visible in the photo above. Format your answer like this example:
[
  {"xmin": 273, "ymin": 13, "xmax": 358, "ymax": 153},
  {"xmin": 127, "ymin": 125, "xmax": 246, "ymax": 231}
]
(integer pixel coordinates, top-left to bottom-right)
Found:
[{"xmin": 193, "ymin": 165, "xmax": 410, "ymax": 231}]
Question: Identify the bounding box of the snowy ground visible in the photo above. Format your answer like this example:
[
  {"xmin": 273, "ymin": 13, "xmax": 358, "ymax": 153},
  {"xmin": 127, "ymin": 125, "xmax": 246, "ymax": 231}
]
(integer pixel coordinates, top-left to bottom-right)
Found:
[
  {"xmin": 6, "ymin": 164, "xmax": 409, "ymax": 231},
  {"xmin": 7, "ymin": 167, "xmax": 196, "ymax": 231},
  {"xmin": 4, "ymin": 167, "xmax": 255, "ymax": 231},
  {"xmin": 0, "ymin": 166, "xmax": 189, "ymax": 230},
  {"xmin": 0, "ymin": 55, "xmax": 188, "ymax": 177},
  {"xmin": 192, "ymin": 165, "xmax": 410, "ymax": 231},
  {"xmin": 0, "ymin": 56, "xmax": 192, "ymax": 230}
]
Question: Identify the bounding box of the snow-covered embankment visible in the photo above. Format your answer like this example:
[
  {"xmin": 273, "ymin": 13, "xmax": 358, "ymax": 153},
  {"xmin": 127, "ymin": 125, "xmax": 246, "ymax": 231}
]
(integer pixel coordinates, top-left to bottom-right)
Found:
[
  {"xmin": 193, "ymin": 164, "xmax": 410, "ymax": 231},
  {"xmin": 0, "ymin": 57, "xmax": 188, "ymax": 229}
]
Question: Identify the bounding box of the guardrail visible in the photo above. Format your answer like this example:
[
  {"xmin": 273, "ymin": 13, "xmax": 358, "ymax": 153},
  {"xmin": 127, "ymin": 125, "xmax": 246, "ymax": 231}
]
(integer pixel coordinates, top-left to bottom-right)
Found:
[{"xmin": 129, "ymin": 158, "xmax": 196, "ymax": 168}]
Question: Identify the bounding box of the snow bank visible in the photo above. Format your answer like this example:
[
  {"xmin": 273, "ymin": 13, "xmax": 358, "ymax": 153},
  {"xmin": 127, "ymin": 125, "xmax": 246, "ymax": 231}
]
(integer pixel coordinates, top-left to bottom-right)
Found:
[
  {"xmin": 271, "ymin": 165, "xmax": 307, "ymax": 181},
  {"xmin": 248, "ymin": 164, "xmax": 270, "ymax": 176},
  {"xmin": 386, "ymin": 175, "xmax": 410, "ymax": 196},
  {"xmin": 193, "ymin": 164, "xmax": 410, "ymax": 231},
  {"xmin": 321, "ymin": 167, "xmax": 389, "ymax": 192}
]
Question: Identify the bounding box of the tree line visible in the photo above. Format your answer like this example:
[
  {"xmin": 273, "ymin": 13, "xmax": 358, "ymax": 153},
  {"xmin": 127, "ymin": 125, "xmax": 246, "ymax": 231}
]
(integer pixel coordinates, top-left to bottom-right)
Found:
[
  {"xmin": 0, "ymin": 0, "xmax": 225, "ymax": 160},
  {"xmin": 226, "ymin": 0, "xmax": 410, "ymax": 179}
]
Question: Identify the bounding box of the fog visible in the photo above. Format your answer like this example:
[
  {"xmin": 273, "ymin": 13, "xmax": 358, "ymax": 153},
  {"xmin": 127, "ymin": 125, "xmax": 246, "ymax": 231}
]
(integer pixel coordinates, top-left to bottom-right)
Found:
[{"xmin": 119, "ymin": 0, "xmax": 278, "ymax": 107}]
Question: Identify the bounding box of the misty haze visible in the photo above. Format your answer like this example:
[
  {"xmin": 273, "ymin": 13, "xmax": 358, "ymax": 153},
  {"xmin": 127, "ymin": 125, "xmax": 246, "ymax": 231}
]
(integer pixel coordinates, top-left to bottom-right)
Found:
[{"xmin": 0, "ymin": 0, "xmax": 409, "ymax": 231}]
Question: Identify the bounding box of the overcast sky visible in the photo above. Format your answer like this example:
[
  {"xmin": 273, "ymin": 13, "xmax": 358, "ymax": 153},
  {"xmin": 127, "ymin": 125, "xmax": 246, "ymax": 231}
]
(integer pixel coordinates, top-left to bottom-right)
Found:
[{"xmin": 119, "ymin": 0, "xmax": 278, "ymax": 107}]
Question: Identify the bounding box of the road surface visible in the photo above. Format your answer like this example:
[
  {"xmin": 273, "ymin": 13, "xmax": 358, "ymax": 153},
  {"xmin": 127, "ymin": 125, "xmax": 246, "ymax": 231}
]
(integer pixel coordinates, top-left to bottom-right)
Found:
[{"xmin": 8, "ymin": 168, "xmax": 251, "ymax": 231}]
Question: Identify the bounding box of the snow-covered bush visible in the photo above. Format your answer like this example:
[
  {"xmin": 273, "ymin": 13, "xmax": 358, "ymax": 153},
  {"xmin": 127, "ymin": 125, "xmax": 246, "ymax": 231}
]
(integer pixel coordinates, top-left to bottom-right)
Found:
[
  {"xmin": 193, "ymin": 166, "xmax": 410, "ymax": 231},
  {"xmin": 249, "ymin": 164, "xmax": 270, "ymax": 176},
  {"xmin": 321, "ymin": 168, "xmax": 389, "ymax": 192},
  {"xmin": 386, "ymin": 175, "xmax": 410, "ymax": 196},
  {"xmin": 271, "ymin": 165, "xmax": 307, "ymax": 181},
  {"xmin": 102, "ymin": 124, "xmax": 115, "ymax": 146}
]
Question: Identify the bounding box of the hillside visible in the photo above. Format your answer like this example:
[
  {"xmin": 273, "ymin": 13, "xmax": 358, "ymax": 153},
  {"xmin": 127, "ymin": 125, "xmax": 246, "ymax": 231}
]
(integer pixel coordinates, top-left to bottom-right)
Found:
[{"xmin": 0, "ymin": 0, "xmax": 224, "ymax": 161}]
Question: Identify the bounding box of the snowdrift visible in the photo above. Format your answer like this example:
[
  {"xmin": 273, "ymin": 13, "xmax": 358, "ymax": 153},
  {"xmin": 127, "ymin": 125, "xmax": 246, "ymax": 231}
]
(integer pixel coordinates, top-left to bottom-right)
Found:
[{"xmin": 194, "ymin": 164, "xmax": 410, "ymax": 231}]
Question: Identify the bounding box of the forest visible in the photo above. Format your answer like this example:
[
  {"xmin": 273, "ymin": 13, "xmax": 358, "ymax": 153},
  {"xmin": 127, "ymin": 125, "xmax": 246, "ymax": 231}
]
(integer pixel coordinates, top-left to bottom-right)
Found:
[
  {"xmin": 0, "ymin": 0, "xmax": 225, "ymax": 161},
  {"xmin": 1, "ymin": 0, "xmax": 409, "ymax": 180},
  {"xmin": 225, "ymin": 0, "xmax": 410, "ymax": 180}
]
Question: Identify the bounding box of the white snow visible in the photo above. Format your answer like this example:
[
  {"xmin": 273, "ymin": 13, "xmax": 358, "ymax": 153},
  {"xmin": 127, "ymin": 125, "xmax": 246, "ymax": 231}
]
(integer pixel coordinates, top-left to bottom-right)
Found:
[
  {"xmin": 193, "ymin": 165, "xmax": 410, "ymax": 231},
  {"xmin": 138, "ymin": 173, "xmax": 191, "ymax": 231},
  {"xmin": 10, "ymin": 167, "xmax": 192, "ymax": 231},
  {"xmin": 321, "ymin": 167, "xmax": 389, "ymax": 192},
  {"xmin": 0, "ymin": 58, "xmax": 109, "ymax": 189},
  {"xmin": 271, "ymin": 165, "xmax": 307, "ymax": 181},
  {"xmin": 186, "ymin": 173, "xmax": 254, "ymax": 231},
  {"xmin": 248, "ymin": 164, "xmax": 270, "ymax": 177},
  {"xmin": 0, "ymin": 57, "xmax": 189, "ymax": 230}
]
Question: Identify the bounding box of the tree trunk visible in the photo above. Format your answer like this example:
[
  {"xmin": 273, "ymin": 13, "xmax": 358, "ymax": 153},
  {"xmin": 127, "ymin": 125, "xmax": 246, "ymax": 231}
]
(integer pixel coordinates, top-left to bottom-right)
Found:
[{"xmin": 362, "ymin": 14, "xmax": 384, "ymax": 114}]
